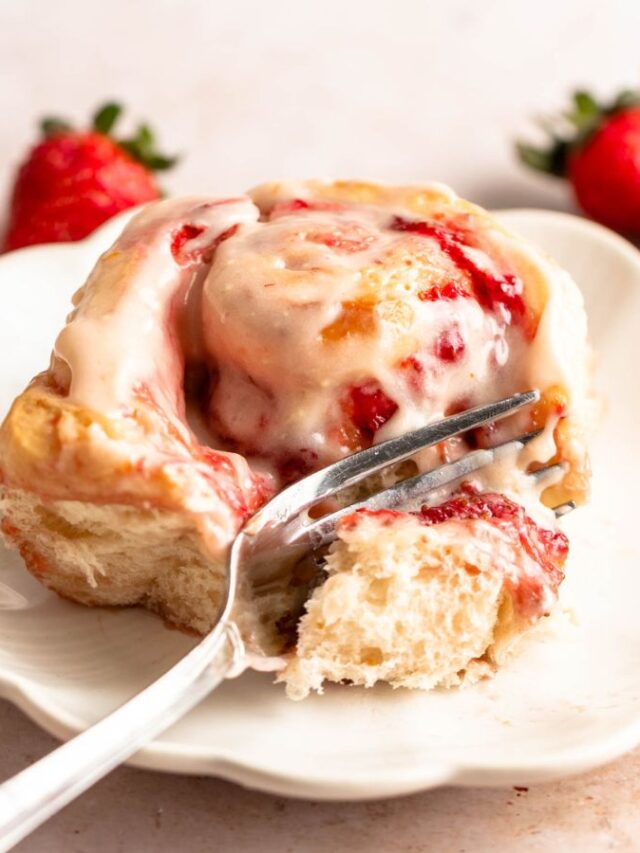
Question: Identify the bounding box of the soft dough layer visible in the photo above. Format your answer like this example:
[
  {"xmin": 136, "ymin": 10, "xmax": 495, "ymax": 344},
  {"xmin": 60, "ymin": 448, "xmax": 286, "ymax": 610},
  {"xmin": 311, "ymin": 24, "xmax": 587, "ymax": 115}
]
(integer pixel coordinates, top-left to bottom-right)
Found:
[
  {"xmin": 281, "ymin": 491, "xmax": 567, "ymax": 699},
  {"xmin": 0, "ymin": 488, "xmax": 226, "ymax": 633}
]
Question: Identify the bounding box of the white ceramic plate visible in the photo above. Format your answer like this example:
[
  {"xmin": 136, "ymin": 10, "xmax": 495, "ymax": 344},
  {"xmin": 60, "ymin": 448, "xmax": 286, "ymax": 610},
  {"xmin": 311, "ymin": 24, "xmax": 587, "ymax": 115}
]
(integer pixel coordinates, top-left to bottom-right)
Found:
[{"xmin": 0, "ymin": 209, "xmax": 638, "ymax": 800}]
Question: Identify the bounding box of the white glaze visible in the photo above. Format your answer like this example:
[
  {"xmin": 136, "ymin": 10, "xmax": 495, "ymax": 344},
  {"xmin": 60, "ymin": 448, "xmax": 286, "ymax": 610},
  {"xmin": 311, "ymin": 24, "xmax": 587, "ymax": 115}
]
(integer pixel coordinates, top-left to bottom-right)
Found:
[
  {"xmin": 50, "ymin": 181, "xmax": 590, "ymax": 515},
  {"xmin": 55, "ymin": 196, "xmax": 260, "ymax": 415},
  {"xmin": 202, "ymin": 201, "xmax": 521, "ymax": 463}
]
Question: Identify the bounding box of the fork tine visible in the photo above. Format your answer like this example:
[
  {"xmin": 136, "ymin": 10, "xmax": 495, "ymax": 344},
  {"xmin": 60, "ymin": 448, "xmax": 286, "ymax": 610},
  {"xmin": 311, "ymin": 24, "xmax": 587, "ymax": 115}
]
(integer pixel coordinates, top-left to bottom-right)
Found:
[
  {"xmin": 244, "ymin": 390, "xmax": 540, "ymax": 535},
  {"xmin": 529, "ymin": 462, "xmax": 566, "ymax": 484},
  {"xmin": 286, "ymin": 433, "xmax": 540, "ymax": 550},
  {"xmin": 554, "ymin": 501, "xmax": 576, "ymax": 518}
]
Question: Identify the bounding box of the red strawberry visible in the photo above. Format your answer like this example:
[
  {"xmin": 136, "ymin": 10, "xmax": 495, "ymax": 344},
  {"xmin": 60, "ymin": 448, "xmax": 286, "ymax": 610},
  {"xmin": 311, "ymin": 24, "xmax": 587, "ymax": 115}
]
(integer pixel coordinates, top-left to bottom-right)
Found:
[
  {"xmin": 2, "ymin": 102, "xmax": 177, "ymax": 251},
  {"xmin": 517, "ymin": 88, "xmax": 640, "ymax": 235}
]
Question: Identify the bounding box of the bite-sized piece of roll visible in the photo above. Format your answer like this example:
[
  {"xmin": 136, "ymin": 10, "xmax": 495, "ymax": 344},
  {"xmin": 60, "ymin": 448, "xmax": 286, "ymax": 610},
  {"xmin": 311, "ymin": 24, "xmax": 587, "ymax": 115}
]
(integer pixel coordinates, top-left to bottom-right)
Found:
[{"xmin": 280, "ymin": 486, "xmax": 568, "ymax": 699}]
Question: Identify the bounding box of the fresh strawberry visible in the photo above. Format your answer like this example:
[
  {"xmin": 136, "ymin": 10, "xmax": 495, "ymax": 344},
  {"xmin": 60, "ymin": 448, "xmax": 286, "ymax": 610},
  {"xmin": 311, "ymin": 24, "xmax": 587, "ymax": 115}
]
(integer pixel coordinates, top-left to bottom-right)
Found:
[
  {"xmin": 2, "ymin": 102, "xmax": 177, "ymax": 251},
  {"xmin": 517, "ymin": 88, "xmax": 640, "ymax": 234}
]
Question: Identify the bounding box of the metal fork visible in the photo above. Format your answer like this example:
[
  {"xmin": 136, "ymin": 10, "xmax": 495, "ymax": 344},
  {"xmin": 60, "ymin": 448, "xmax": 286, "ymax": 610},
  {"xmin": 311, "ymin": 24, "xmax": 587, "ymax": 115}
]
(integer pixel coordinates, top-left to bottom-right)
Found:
[{"xmin": 0, "ymin": 389, "xmax": 572, "ymax": 850}]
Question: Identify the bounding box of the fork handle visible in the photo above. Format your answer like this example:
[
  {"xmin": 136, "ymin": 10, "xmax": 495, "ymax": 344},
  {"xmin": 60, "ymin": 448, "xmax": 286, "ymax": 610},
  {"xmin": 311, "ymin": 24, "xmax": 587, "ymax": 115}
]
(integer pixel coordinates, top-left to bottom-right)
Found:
[{"xmin": 0, "ymin": 620, "xmax": 241, "ymax": 852}]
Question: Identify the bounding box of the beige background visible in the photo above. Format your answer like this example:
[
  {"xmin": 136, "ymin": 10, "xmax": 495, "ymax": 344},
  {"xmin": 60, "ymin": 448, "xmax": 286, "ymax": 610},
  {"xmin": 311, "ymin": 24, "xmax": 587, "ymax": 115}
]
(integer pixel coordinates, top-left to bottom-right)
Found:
[{"xmin": 2, "ymin": 0, "xmax": 640, "ymax": 850}]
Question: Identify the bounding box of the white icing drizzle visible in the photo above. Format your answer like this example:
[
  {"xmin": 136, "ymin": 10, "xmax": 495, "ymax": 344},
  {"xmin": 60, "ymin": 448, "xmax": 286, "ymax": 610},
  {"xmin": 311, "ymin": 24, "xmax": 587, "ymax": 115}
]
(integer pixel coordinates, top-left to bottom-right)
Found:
[
  {"xmin": 55, "ymin": 196, "xmax": 260, "ymax": 414},
  {"xmin": 51, "ymin": 181, "xmax": 590, "ymax": 499}
]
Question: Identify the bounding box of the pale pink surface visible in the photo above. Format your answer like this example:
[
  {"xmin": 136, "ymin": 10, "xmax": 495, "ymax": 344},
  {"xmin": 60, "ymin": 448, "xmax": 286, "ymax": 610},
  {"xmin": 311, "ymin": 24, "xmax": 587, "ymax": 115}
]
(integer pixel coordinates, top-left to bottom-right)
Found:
[{"xmin": 2, "ymin": 700, "xmax": 638, "ymax": 853}]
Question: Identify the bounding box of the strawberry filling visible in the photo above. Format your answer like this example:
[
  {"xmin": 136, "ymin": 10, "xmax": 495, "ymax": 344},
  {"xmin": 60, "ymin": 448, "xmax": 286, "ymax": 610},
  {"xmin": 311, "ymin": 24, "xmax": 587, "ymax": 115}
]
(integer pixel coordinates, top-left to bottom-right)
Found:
[
  {"xmin": 158, "ymin": 195, "xmax": 545, "ymax": 495},
  {"xmin": 343, "ymin": 381, "xmax": 399, "ymax": 444},
  {"xmin": 434, "ymin": 325, "xmax": 466, "ymax": 363},
  {"xmin": 277, "ymin": 449, "xmax": 320, "ymax": 485},
  {"xmin": 418, "ymin": 281, "xmax": 471, "ymax": 302},
  {"xmin": 340, "ymin": 484, "xmax": 567, "ymax": 619},
  {"xmin": 269, "ymin": 198, "xmax": 344, "ymax": 218},
  {"xmin": 171, "ymin": 224, "xmax": 205, "ymax": 262},
  {"xmin": 171, "ymin": 223, "xmax": 239, "ymax": 267},
  {"xmin": 196, "ymin": 445, "xmax": 269, "ymax": 517},
  {"xmin": 398, "ymin": 355, "xmax": 425, "ymax": 394},
  {"xmin": 390, "ymin": 216, "xmax": 526, "ymax": 321}
]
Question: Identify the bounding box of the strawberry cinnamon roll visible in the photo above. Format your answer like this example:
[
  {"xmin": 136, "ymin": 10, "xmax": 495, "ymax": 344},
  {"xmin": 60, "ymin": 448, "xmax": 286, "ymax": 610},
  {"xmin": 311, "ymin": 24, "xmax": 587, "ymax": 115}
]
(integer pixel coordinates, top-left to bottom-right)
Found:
[{"xmin": 0, "ymin": 180, "xmax": 592, "ymax": 693}]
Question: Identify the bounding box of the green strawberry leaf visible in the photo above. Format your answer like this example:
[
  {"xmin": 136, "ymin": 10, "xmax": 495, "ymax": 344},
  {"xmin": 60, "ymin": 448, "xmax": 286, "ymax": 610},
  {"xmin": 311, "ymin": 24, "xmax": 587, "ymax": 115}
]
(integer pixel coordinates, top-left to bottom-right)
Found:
[
  {"xmin": 573, "ymin": 90, "xmax": 600, "ymax": 118},
  {"xmin": 515, "ymin": 140, "xmax": 569, "ymax": 177},
  {"xmin": 135, "ymin": 124, "xmax": 154, "ymax": 156},
  {"xmin": 40, "ymin": 117, "xmax": 73, "ymax": 137},
  {"xmin": 119, "ymin": 123, "xmax": 178, "ymax": 172},
  {"xmin": 145, "ymin": 154, "xmax": 179, "ymax": 171},
  {"xmin": 516, "ymin": 143, "xmax": 553, "ymax": 172},
  {"xmin": 564, "ymin": 90, "xmax": 602, "ymax": 139},
  {"xmin": 609, "ymin": 89, "xmax": 640, "ymax": 113},
  {"xmin": 119, "ymin": 138, "xmax": 144, "ymax": 162},
  {"xmin": 92, "ymin": 102, "xmax": 122, "ymax": 135}
]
